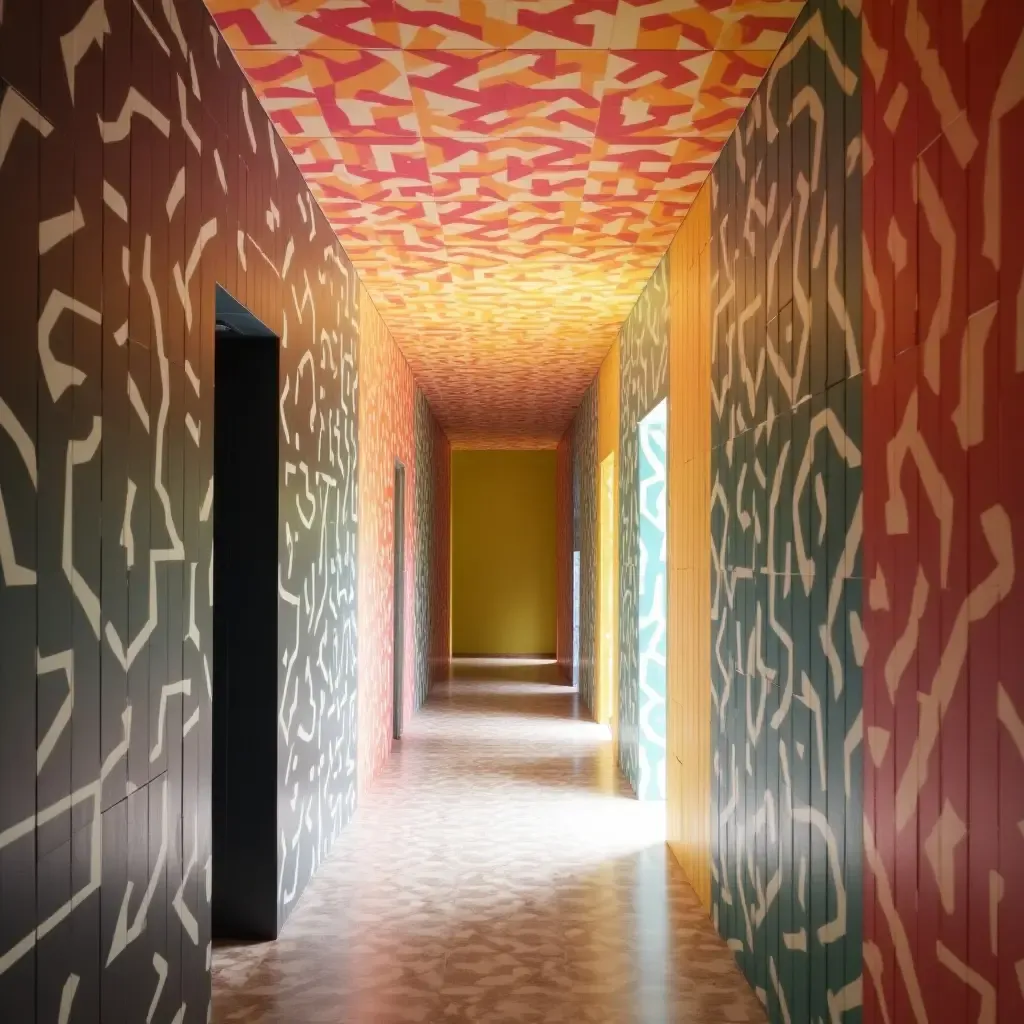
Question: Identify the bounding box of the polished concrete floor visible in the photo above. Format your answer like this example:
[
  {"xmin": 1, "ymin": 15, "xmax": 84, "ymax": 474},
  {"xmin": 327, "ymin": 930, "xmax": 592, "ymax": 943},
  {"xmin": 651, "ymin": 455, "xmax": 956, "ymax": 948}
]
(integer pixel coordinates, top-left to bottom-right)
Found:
[{"xmin": 212, "ymin": 660, "xmax": 766, "ymax": 1023}]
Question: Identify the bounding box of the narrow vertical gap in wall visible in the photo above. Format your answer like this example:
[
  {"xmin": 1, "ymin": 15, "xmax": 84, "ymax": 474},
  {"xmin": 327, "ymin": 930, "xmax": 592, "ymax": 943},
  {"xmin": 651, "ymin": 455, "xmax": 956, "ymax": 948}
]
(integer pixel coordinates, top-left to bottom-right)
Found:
[
  {"xmin": 211, "ymin": 286, "xmax": 280, "ymax": 942},
  {"xmin": 393, "ymin": 461, "xmax": 406, "ymax": 740},
  {"xmin": 637, "ymin": 399, "xmax": 667, "ymax": 808}
]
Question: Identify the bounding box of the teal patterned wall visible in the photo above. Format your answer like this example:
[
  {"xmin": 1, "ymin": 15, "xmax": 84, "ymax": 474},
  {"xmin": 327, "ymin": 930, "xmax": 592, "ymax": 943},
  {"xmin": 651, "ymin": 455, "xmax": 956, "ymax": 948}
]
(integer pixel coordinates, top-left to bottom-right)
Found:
[
  {"xmin": 637, "ymin": 400, "xmax": 667, "ymax": 801},
  {"xmin": 708, "ymin": 0, "xmax": 863, "ymax": 1019},
  {"xmin": 618, "ymin": 257, "xmax": 670, "ymax": 795},
  {"xmin": 413, "ymin": 391, "xmax": 434, "ymax": 710},
  {"xmin": 571, "ymin": 381, "xmax": 598, "ymax": 714}
]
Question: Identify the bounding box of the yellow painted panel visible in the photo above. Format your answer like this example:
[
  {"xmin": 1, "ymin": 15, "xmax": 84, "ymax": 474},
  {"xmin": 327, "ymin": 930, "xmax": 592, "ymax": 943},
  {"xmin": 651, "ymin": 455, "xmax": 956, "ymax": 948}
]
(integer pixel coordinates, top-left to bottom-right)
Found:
[
  {"xmin": 451, "ymin": 450, "xmax": 557, "ymax": 655},
  {"xmin": 666, "ymin": 181, "xmax": 712, "ymax": 911},
  {"xmin": 597, "ymin": 340, "xmax": 620, "ymax": 750}
]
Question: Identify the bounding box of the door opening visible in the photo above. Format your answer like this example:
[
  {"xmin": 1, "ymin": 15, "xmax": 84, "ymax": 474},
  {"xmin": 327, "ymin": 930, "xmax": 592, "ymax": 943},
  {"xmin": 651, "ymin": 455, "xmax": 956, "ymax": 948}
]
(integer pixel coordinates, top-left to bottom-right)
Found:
[
  {"xmin": 637, "ymin": 399, "xmax": 667, "ymax": 803},
  {"xmin": 211, "ymin": 287, "xmax": 280, "ymax": 941},
  {"xmin": 392, "ymin": 461, "xmax": 406, "ymax": 740}
]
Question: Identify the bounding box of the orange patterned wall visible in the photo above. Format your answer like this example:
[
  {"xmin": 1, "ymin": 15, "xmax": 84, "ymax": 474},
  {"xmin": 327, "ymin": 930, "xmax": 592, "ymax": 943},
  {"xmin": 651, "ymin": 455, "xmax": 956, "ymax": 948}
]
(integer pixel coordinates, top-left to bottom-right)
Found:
[
  {"xmin": 665, "ymin": 182, "xmax": 711, "ymax": 910},
  {"xmin": 357, "ymin": 285, "xmax": 417, "ymax": 795},
  {"xmin": 555, "ymin": 431, "xmax": 574, "ymax": 680},
  {"xmin": 207, "ymin": 0, "xmax": 802, "ymax": 447}
]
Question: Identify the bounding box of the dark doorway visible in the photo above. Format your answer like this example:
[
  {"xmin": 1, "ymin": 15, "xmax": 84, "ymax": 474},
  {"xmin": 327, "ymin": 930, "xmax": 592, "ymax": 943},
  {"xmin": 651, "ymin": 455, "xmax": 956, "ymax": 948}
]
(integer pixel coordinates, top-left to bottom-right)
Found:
[
  {"xmin": 211, "ymin": 286, "xmax": 280, "ymax": 941},
  {"xmin": 392, "ymin": 461, "xmax": 406, "ymax": 740}
]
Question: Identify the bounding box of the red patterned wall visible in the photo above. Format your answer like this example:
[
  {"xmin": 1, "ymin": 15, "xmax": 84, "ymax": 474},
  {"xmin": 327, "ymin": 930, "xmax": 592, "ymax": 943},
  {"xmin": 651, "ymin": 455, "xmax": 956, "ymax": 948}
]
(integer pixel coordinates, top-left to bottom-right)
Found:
[
  {"xmin": 862, "ymin": 0, "xmax": 1024, "ymax": 1020},
  {"xmin": 555, "ymin": 432, "xmax": 573, "ymax": 681},
  {"xmin": 430, "ymin": 418, "xmax": 451, "ymax": 684},
  {"xmin": 357, "ymin": 285, "xmax": 417, "ymax": 795}
]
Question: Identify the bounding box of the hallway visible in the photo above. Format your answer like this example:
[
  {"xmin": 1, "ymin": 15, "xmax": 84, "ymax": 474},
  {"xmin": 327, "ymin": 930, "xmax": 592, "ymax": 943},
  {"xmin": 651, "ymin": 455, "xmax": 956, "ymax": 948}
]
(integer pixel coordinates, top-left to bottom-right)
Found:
[{"xmin": 212, "ymin": 662, "xmax": 765, "ymax": 1024}]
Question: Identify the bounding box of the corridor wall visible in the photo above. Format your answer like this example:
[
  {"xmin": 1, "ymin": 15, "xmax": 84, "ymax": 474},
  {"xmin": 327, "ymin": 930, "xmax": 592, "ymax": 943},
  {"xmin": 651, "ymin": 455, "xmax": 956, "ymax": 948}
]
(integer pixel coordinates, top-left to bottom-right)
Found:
[
  {"xmin": 555, "ymin": 433, "xmax": 574, "ymax": 678},
  {"xmin": 357, "ymin": 287, "xmax": 415, "ymax": 793},
  {"xmin": 860, "ymin": 0, "xmax": 1024, "ymax": 1019},
  {"xmin": 414, "ymin": 391, "xmax": 451, "ymax": 705},
  {"xmin": 0, "ymin": 0, "xmax": 361, "ymax": 1017},
  {"xmin": 571, "ymin": 383, "xmax": 598, "ymax": 711},
  {"xmin": 597, "ymin": 341, "xmax": 620, "ymax": 743},
  {"xmin": 665, "ymin": 183, "xmax": 712, "ymax": 912},
  {"xmin": 707, "ymin": 0, "xmax": 864, "ymax": 1013},
  {"xmin": 617, "ymin": 259, "xmax": 670, "ymax": 794}
]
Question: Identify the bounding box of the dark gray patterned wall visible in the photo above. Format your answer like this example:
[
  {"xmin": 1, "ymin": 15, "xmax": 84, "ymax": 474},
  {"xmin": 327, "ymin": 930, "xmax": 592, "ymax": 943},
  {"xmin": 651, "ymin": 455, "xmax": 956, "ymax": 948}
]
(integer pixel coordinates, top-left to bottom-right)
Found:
[
  {"xmin": 571, "ymin": 381, "xmax": 598, "ymax": 715},
  {"xmin": 413, "ymin": 389, "xmax": 435, "ymax": 711},
  {"xmin": 617, "ymin": 257, "xmax": 670, "ymax": 794},
  {"xmin": 0, "ymin": 0, "xmax": 359, "ymax": 1020},
  {"xmin": 708, "ymin": 0, "xmax": 863, "ymax": 1018}
]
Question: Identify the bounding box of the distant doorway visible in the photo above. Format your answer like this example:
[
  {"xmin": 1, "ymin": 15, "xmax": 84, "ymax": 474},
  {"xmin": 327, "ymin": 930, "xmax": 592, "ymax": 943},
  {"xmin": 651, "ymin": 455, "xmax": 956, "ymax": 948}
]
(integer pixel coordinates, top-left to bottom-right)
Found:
[
  {"xmin": 637, "ymin": 399, "xmax": 667, "ymax": 803},
  {"xmin": 211, "ymin": 287, "xmax": 280, "ymax": 940},
  {"xmin": 598, "ymin": 453, "xmax": 617, "ymax": 738},
  {"xmin": 392, "ymin": 461, "xmax": 406, "ymax": 740}
]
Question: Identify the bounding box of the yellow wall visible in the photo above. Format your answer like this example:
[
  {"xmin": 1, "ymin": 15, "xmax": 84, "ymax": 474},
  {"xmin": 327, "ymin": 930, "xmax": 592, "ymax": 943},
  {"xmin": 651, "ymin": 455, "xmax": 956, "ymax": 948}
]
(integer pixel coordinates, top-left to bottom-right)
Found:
[
  {"xmin": 666, "ymin": 182, "xmax": 712, "ymax": 911},
  {"xmin": 596, "ymin": 341, "xmax": 620, "ymax": 748},
  {"xmin": 451, "ymin": 450, "xmax": 557, "ymax": 656}
]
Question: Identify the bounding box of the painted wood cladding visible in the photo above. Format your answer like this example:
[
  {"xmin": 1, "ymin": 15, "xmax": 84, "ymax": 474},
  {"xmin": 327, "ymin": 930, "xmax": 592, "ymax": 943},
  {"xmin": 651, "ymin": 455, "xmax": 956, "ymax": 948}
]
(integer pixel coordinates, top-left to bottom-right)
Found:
[
  {"xmin": 666, "ymin": 182, "xmax": 713, "ymax": 912},
  {"xmin": 555, "ymin": 432, "xmax": 573, "ymax": 680},
  {"xmin": 708, "ymin": 0, "xmax": 864, "ymax": 1016},
  {"xmin": 357, "ymin": 286, "xmax": 416, "ymax": 793},
  {"xmin": 414, "ymin": 390, "xmax": 451, "ymax": 706},
  {"xmin": 0, "ymin": 0, "xmax": 360, "ymax": 1019},
  {"xmin": 428, "ymin": 421, "xmax": 451, "ymax": 684},
  {"xmin": 617, "ymin": 258, "xmax": 671, "ymax": 795},
  {"xmin": 861, "ymin": 0, "xmax": 1024, "ymax": 1020},
  {"xmin": 572, "ymin": 382, "xmax": 598, "ymax": 714}
]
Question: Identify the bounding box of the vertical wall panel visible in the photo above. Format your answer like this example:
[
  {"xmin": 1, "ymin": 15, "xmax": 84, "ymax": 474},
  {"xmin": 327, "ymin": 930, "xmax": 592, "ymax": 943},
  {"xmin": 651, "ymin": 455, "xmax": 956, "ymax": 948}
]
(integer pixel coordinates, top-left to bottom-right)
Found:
[
  {"xmin": 429, "ymin": 420, "xmax": 451, "ymax": 684},
  {"xmin": 597, "ymin": 341, "xmax": 620, "ymax": 745},
  {"xmin": 571, "ymin": 383, "xmax": 598, "ymax": 713},
  {"xmin": 555, "ymin": 433, "xmax": 573, "ymax": 680},
  {"xmin": 618, "ymin": 258, "xmax": 670, "ymax": 794},
  {"xmin": 413, "ymin": 390, "xmax": 452, "ymax": 706},
  {"xmin": 357, "ymin": 286, "xmax": 416, "ymax": 792},
  {"xmin": 861, "ymin": 0, "xmax": 1024, "ymax": 1021},
  {"xmin": 666, "ymin": 182, "xmax": 712, "ymax": 911},
  {"xmin": 708, "ymin": 0, "xmax": 863, "ymax": 1017}
]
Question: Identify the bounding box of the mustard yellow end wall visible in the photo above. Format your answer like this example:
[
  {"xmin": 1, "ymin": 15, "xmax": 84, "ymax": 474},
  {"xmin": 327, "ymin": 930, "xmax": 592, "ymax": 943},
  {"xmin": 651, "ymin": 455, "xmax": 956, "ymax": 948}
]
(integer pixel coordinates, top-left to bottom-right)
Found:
[
  {"xmin": 597, "ymin": 341, "xmax": 620, "ymax": 749},
  {"xmin": 451, "ymin": 450, "xmax": 557, "ymax": 656},
  {"xmin": 666, "ymin": 182, "xmax": 712, "ymax": 911}
]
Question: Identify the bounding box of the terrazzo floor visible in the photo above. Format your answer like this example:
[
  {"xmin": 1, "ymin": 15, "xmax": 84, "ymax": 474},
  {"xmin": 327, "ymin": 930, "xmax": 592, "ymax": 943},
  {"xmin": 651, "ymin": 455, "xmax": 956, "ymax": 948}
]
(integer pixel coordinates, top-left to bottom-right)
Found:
[{"xmin": 212, "ymin": 659, "xmax": 765, "ymax": 1024}]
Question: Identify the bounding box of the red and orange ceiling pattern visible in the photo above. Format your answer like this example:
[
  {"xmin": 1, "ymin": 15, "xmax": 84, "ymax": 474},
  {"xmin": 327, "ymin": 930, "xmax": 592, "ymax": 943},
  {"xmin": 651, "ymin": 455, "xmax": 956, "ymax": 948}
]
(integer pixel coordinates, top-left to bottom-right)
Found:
[{"xmin": 207, "ymin": 0, "xmax": 801, "ymax": 445}]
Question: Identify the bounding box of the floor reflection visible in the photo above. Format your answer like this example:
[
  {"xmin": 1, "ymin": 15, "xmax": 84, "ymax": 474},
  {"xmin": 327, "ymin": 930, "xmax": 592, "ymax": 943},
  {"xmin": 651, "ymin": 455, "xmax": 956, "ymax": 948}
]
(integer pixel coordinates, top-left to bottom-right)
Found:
[{"xmin": 212, "ymin": 660, "xmax": 765, "ymax": 1023}]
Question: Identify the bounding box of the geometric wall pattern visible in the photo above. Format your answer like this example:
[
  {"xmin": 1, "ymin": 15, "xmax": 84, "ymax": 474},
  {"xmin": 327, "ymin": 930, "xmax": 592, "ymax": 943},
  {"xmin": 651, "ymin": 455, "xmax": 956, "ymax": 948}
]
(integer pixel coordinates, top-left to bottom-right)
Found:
[
  {"xmin": 617, "ymin": 255, "xmax": 670, "ymax": 794},
  {"xmin": 571, "ymin": 379, "xmax": 598, "ymax": 713},
  {"xmin": 708, "ymin": 0, "xmax": 863, "ymax": 1017},
  {"xmin": 427, "ymin": 413, "xmax": 451, "ymax": 682},
  {"xmin": 555, "ymin": 433, "xmax": 574, "ymax": 678},
  {"xmin": 861, "ymin": 0, "xmax": 1024, "ymax": 1020},
  {"xmin": 413, "ymin": 388, "xmax": 450, "ymax": 706},
  {"xmin": 357, "ymin": 285, "xmax": 416, "ymax": 793},
  {"xmin": 206, "ymin": 0, "xmax": 804, "ymax": 446},
  {"xmin": 0, "ymin": 0, "xmax": 360, "ymax": 1019},
  {"xmin": 637, "ymin": 398, "xmax": 668, "ymax": 801}
]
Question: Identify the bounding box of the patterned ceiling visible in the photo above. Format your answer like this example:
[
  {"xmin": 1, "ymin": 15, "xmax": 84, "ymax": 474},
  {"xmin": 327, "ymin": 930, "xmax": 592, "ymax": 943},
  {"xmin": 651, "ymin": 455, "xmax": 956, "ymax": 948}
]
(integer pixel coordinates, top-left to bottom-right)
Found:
[{"xmin": 207, "ymin": 0, "xmax": 801, "ymax": 446}]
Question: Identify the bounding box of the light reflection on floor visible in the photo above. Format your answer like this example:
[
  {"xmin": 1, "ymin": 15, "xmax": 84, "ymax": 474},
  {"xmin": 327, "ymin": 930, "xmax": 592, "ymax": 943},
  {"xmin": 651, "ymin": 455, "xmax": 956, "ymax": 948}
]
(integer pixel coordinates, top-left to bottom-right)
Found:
[{"xmin": 212, "ymin": 660, "xmax": 765, "ymax": 1023}]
